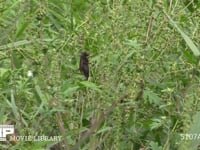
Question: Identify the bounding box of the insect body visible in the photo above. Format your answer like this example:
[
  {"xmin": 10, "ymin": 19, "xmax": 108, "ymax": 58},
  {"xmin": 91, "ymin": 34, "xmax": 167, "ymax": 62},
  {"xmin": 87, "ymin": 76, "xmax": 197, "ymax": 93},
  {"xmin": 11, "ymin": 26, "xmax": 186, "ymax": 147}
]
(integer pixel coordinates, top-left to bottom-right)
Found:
[{"xmin": 79, "ymin": 52, "xmax": 89, "ymax": 80}]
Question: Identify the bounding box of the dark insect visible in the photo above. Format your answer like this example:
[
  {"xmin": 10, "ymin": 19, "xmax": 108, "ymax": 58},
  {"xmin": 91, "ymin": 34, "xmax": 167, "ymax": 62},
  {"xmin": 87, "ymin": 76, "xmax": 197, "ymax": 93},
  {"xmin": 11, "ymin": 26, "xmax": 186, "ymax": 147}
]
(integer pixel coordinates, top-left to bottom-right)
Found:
[{"xmin": 79, "ymin": 52, "xmax": 89, "ymax": 80}]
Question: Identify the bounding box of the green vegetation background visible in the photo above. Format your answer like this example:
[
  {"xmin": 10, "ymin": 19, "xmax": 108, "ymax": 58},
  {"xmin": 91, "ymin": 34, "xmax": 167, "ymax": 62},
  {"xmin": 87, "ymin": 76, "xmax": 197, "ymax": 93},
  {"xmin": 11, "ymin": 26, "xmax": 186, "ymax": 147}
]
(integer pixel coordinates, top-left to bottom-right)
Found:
[{"xmin": 0, "ymin": 0, "xmax": 200, "ymax": 150}]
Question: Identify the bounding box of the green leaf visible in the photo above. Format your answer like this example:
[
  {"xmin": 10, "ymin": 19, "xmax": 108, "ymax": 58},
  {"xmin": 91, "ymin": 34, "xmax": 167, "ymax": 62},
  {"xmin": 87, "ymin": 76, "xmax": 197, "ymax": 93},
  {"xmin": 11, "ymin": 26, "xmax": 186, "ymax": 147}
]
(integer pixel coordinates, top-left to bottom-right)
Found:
[
  {"xmin": 124, "ymin": 39, "xmax": 141, "ymax": 49},
  {"xmin": 96, "ymin": 127, "xmax": 113, "ymax": 134},
  {"xmin": 16, "ymin": 21, "xmax": 29, "ymax": 38},
  {"xmin": 34, "ymin": 84, "xmax": 47, "ymax": 104},
  {"xmin": 164, "ymin": 11, "xmax": 200, "ymax": 57},
  {"xmin": 0, "ymin": 40, "xmax": 32, "ymax": 50},
  {"xmin": 150, "ymin": 118, "xmax": 162, "ymax": 130},
  {"xmin": 63, "ymin": 86, "xmax": 79, "ymax": 97},
  {"xmin": 0, "ymin": 39, "xmax": 53, "ymax": 50},
  {"xmin": 79, "ymin": 81, "xmax": 101, "ymax": 92},
  {"xmin": 5, "ymin": 89, "xmax": 19, "ymax": 120},
  {"xmin": 0, "ymin": 68, "xmax": 10, "ymax": 77},
  {"xmin": 144, "ymin": 90, "xmax": 161, "ymax": 105},
  {"xmin": 149, "ymin": 141, "xmax": 162, "ymax": 150},
  {"xmin": 182, "ymin": 49, "xmax": 198, "ymax": 64}
]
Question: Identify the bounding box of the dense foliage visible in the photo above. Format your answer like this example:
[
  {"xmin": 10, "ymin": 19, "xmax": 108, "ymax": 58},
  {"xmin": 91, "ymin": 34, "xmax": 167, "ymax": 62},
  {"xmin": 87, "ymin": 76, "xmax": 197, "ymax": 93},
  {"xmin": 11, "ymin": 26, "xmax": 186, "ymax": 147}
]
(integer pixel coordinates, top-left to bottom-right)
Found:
[{"xmin": 0, "ymin": 0, "xmax": 200, "ymax": 149}]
